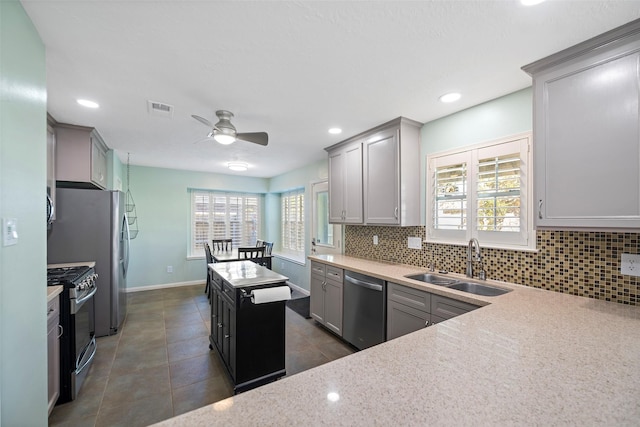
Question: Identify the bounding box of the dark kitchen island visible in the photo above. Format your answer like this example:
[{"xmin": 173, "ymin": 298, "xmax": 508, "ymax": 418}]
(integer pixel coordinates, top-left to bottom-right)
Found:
[{"xmin": 208, "ymin": 260, "xmax": 290, "ymax": 393}]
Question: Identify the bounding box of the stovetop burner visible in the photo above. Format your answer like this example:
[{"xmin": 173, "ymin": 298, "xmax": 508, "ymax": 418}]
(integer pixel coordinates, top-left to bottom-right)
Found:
[{"xmin": 47, "ymin": 265, "xmax": 93, "ymax": 286}]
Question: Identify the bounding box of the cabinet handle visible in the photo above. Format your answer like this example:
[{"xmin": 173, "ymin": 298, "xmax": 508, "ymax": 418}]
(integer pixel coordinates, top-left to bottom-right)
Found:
[
  {"xmin": 425, "ymin": 320, "xmax": 429, "ymax": 327},
  {"xmin": 538, "ymin": 199, "xmax": 543, "ymax": 219},
  {"xmin": 394, "ymin": 207, "xmax": 398, "ymax": 219},
  {"xmin": 57, "ymin": 324, "xmax": 64, "ymax": 338},
  {"xmin": 212, "ymin": 314, "xmax": 217, "ymax": 319},
  {"xmin": 217, "ymin": 322, "xmax": 223, "ymax": 328},
  {"xmin": 224, "ymin": 334, "xmax": 230, "ymax": 339}
]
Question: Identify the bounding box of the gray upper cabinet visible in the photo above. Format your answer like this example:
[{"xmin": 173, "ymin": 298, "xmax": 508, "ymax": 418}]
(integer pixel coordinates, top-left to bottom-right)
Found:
[
  {"xmin": 328, "ymin": 142, "xmax": 363, "ymax": 224},
  {"xmin": 326, "ymin": 117, "xmax": 422, "ymax": 226},
  {"xmin": 55, "ymin": 123, "xmax": 109, "ymax": 190},
  {"xmin": 523, "ymin": 20, "xmax": 640, "ymax": 229}
]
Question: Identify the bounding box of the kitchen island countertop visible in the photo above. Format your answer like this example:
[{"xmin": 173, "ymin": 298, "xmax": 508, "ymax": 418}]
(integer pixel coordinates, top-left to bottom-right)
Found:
[
  {"xmin": 208, "ymin": 260, "xmax": 288, "ymax": 288},
  {"xmin": 158, "ymin": 254, "xmax": 640, "ymax": 426}
]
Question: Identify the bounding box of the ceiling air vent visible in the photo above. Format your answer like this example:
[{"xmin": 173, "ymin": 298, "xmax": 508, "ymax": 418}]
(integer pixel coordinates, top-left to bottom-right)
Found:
[{"xmin": 147, "ymin": 100, "xmax": 174, "ymax": 118}]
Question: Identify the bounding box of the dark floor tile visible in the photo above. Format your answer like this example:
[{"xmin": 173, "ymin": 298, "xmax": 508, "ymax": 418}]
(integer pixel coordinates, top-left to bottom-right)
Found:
[
  {"xmin": 49, "ymin": 414, "xmax": 97, "ymax": 427},
  {"xmin": 163, "ymin": 301, "xmax": 199, "ymax": 315},
  {"xmin": 166, "ymin": 322, "xmax": 208, "ymax": 344},
  {"xmin": 124, "ymin": 309, "xmax": 164, "ymax": 324},
  {"xmin": 110, "ymin": 343, "xmax": 168, "ymax": 376},
  {"xmin": 171, "ymin": 376, "xmax": 233, "ymax": 417},
  {"xmin": 118, "ymin": 327, "xmax": 165, "ymax": 347},
  {"xmin": 48, "ymin": 371, "xmax": 108, "ymax": 423},
  {"xmin": 101, "ymin": 365, "xmax": 170, "ymax": 410},
  {"xmin": 126, "ymin": 300, "xmax": 164, "ymax": 314},
  {"xmin": 285, "ymin": 346, "xmax": 331, "ymax": 377},
  {"xmin": 169, "ymin": 352, "xmax": 225, "ymax": 390},
  {"xmin": 96, "ymin": 393, "xmax": 173, "ymax": 427},
  {"xmin": 317, "ymin": 339, "xmax": 356, "ymax": 361},
  {"xmin": 164, "ymin": 310, "xmax": 205, "ymax": 328},
  {"xmin": 167, "ymin": 335, "xmax": 211, "ymax": 363},
  {"xmin": 128, "ymin": 291, "xmax": 164, "ymax": 305}
]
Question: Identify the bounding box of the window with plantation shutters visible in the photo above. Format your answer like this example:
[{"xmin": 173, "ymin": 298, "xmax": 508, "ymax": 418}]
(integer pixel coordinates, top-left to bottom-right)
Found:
[
  {"xmin": 189, "ymin": 190, "xmax": 263, "ymax": 257},
  {"xmin": 281, "ymin": 189, "xmax": 305, "ymax": 259},
  {"xmin": 427, "ymin": 133, "xmax": 534, "ymax": 250}
]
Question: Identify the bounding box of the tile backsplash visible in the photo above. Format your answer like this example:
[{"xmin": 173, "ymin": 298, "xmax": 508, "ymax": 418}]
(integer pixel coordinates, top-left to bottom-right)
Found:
[{"xmin": 345, "ymin": 226, "xmax": 639, "ymax": 306}]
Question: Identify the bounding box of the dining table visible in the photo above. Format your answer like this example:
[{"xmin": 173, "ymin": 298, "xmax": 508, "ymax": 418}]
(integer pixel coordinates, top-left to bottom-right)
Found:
[{"xmin": 212, "ymin": 248, "xmax": 272, "ymax": 269}]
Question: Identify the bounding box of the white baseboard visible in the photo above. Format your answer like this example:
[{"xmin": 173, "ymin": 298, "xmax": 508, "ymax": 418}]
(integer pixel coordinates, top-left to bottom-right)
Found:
[
  {"xmin": 126, "ymin": 280, "xmax": 205, "ymax": 293},
  {"xmin": 287, "ymin": 281, "xmax": 309, "ymax": 296}
]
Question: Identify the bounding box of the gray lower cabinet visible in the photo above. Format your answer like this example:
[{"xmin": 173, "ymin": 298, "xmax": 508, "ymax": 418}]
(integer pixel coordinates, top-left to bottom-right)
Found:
[
  {"xmin": 310, "ymin": 261, "xmax": 343, "ymax": 336},
  {"xmin": 47, "ymin": 296, "xmax": 60, "ymax": 416},
  {"xmin": 387, "ymin": 282, "xmax": 479, "ymax": 340}
]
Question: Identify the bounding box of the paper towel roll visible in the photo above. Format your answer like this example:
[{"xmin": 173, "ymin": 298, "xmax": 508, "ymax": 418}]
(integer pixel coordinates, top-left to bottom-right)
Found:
[{"xmin": 251, "ymin": 286, "xmax": 291, "ymax": 304}]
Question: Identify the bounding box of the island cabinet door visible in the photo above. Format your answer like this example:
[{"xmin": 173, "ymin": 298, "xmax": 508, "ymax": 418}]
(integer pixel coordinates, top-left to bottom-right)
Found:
[
  {"xmin": 209, "ymin": 290, "xmax": 220, "ymax": 351},
  {"xmin": 221, "ymin": 299, "xmax": 236, "ymax": 379}
]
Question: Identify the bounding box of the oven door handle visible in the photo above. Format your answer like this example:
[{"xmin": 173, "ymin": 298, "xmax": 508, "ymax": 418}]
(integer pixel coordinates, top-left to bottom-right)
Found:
[
  {"xmin": 75, "ymin": 286, "xmax": 97, "ymax": 307},
  {"xmin": 76, "ymin": 336, "xmax": 97, "ymax": 375}
]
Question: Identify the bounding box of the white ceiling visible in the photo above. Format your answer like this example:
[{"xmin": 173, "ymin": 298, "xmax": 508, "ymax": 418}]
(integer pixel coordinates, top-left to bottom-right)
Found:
[{"xmin": 21, "ymin": 0, "xmax": 640, "ymax": 178}]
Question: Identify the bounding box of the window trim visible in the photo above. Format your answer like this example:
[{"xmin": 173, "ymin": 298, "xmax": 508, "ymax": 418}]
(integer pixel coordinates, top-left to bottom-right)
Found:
[
  {"xmin": 426, "ymin": 132, "xmax": 536, "ymax": 252},
  {"xmin": 280, "ymin": 188, "xmax": 305, "ymax": 261},
  {"xmin": 188, "ymin": 189, "xmax": 264, "ymax": 257}
]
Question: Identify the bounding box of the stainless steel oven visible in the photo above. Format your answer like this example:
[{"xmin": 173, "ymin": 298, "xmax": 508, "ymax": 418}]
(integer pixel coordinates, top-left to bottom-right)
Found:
[{"xmin": 47, "ymin": 265, "xmax": 98, "ymax": 403}]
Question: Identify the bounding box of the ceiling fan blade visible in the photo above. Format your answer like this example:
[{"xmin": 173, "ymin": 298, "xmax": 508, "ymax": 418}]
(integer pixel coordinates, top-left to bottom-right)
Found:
[
  {"xmin": 191, "ymin": 114, "xmax": 214, "ymax": 128},
  {"xmin": 236, "ymin": 132, "xmax": 268, "ymax": 146},
  {"xmin": 193, "ymin": 136, "xmax": 215, "ymax": 144}
]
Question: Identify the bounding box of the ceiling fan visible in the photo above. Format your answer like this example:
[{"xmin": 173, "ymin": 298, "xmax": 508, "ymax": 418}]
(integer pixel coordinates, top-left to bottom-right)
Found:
[{"xmin": 191, "ymin": 110, "xmax": 268, "ymax": 146}]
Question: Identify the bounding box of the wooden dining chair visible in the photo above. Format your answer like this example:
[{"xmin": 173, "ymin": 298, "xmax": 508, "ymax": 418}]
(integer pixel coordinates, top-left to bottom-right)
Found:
[
  {"xmin": 256, "ymin": 240, "xmax": 273, "ymax": 255},
  {"xmin": 212, "ymin": 238, "xmax": 232, "ymax": 252},
  {"xmin": 239, "ymin": 246, "xmax": 271, "ymax": 269}
]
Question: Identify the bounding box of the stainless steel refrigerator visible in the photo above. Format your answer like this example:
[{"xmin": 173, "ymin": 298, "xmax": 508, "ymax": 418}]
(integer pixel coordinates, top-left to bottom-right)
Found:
[{"xmin": 48, "ymin": 188, "xmax": 129, "ymax": 336}]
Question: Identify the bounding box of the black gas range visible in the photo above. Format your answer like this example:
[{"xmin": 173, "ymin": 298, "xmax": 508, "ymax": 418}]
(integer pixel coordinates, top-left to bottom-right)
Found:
[{"xmin": 47, "ymin": 265, "xmax": 98, "ymax": 404}]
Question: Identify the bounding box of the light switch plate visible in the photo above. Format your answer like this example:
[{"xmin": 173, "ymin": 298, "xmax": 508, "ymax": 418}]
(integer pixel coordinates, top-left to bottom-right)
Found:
[
  {"xmin": 621, "ymin": 253, "xmax": 640, "ymax": 277},
  {"xmin": 408, "ymin": 236, "xmax": 422, "ymax": 250},
  {"xmin": 2, "ymin": 218, "xmax": 18, "ymax": 246},
  {"xmin": 373, "ymin": 235, "xmax": 379, "ymax": 245}
]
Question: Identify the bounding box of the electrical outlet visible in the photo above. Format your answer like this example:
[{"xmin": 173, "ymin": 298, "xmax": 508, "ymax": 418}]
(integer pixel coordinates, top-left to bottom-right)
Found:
[
  {"xmin": 167, "ymin": 265, "xmax": 173, "ymax": 273},
  {"xmin": 373, "ymin": 235, "xmax": 379, "ymax": 245},
  {"xmin": 408, "ymin": 236, "xmax": 422, "ymax": 250},
  {"xmin": 621, "ymin": 253, "xmax": 640, "ymax": 276}
]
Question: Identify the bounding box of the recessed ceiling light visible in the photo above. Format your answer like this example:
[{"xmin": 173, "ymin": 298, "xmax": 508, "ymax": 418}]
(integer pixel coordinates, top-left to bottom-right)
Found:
[
  {"xmin": 227, "ymin": 162, "xmax": 248, "ymax": 172},
  {"xmin": 77, "ymin": 99, "xmax": 99, "ymax": 109},
  {"xmin": 520, "ymin": 0, "xmax": 545, "ymax": 5},
  {"xmin": 328, "ymin": 128, "xmax": 342, "ymax": 135},
  {"xmin": 439, "ymin": 92, "xmax": 461, "ymax": 103}
]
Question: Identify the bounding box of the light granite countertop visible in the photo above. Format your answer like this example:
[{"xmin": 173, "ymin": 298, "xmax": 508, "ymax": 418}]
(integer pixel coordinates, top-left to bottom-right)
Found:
[
  {"xmin": 209, "ymin": 261, "xmax": 289, "ymax": 288},
  {"xmin": 159, "ymin": 255, "xmax": 640, "ymax": 426},
  {"xmin": 47, "ymin": 285, "xmax": 63, "ymax": 303}
]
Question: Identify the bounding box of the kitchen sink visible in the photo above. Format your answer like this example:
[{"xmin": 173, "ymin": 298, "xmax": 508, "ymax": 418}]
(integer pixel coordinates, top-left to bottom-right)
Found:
[
  {"xmin": 405, "ymin": 273, "xmax": 457, "ymax": 286},
  {"xmin": 446, "ymin": 282, "xmax": 511, "ymax": 297}
]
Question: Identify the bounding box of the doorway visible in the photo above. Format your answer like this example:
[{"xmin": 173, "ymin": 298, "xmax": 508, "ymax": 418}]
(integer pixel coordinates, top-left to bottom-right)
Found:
[{"xmin": 311, "ymin": 181, "xmax": 342, "ymax": 256}]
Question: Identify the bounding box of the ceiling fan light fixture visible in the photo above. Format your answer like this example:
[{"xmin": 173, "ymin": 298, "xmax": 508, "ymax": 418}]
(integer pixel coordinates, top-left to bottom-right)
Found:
[
  {"xmin": 227, "ymin": 162, "xmax": 248, "ymax": 172},
  {"xmin": 214, "ymin": 134, "xmax": 236, "ymax": 145}
]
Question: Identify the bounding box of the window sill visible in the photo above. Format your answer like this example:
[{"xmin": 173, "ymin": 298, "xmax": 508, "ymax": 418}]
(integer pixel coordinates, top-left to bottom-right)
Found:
[
  {"xmin": 424, "ymin": 238, "xmax": 539, "ymax": 253},
  {"xmin": 273, "ymin": 252, "xmax": 306, "ymax": 266}
]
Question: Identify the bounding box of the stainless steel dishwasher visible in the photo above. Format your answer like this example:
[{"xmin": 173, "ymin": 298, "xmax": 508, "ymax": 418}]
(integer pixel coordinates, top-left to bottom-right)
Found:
[{"xmin": 343, "ymin": 270, "xmax": 386, "ymax": 350}]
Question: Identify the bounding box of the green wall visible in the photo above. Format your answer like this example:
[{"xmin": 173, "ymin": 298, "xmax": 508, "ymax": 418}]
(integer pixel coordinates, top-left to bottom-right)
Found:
[
  {"xmin": 0, "ymin": 1, "xmax": 48, "ymax": 424},
  {"xmin": 127, "ymin": 165, "xmax": 269, "ymax": 289},
  {"xmin": 267, "ymin": 159, "xmax": 329, "ymax": 291},
  {"xmin": 419, "ymin": 88, "xmax": 532, "ymax": 220}
]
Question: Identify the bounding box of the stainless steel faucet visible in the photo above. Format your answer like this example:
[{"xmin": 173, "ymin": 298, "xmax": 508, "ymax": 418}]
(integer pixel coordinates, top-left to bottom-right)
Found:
[{"xmin": 466, "ymin": 238, "xmax": 481, "ymax": 278}]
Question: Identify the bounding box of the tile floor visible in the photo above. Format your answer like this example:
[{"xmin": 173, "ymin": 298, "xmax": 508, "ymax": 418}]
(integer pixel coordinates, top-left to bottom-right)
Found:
[{"xmin": 48, "ymin": 284, "xmax": 355, "ymax": 427}]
